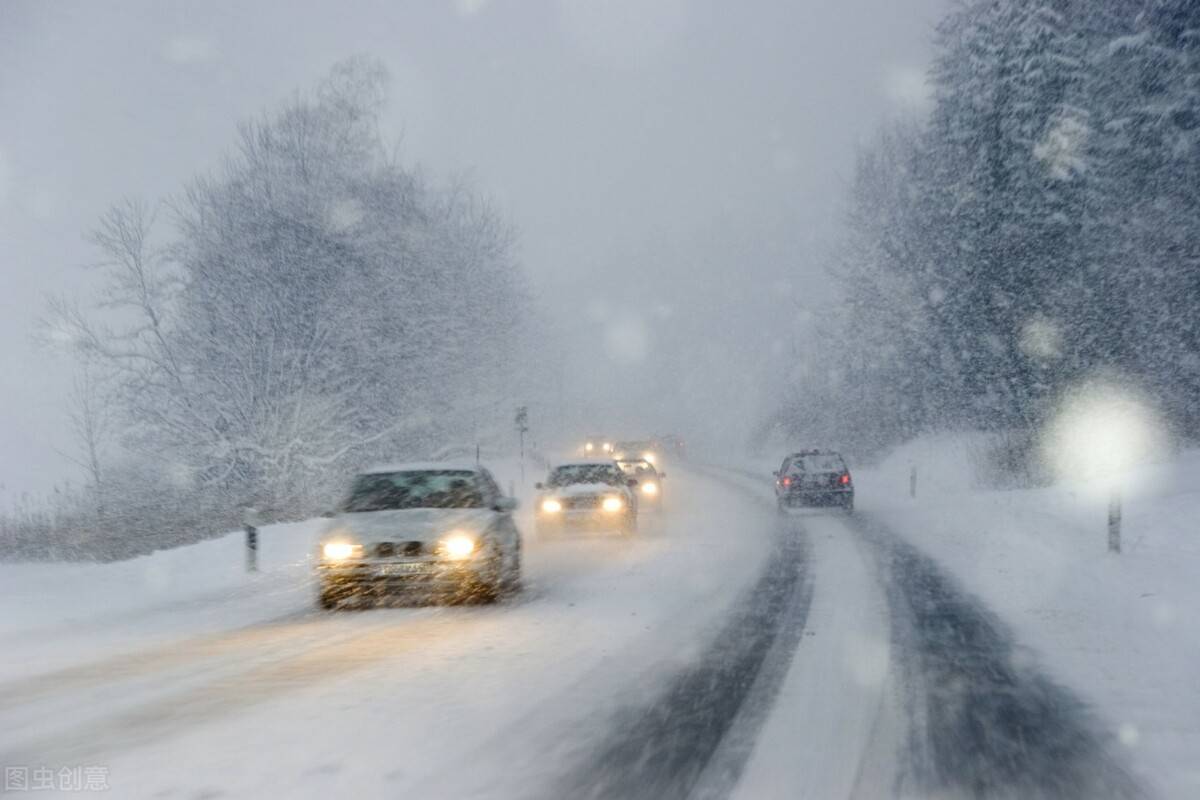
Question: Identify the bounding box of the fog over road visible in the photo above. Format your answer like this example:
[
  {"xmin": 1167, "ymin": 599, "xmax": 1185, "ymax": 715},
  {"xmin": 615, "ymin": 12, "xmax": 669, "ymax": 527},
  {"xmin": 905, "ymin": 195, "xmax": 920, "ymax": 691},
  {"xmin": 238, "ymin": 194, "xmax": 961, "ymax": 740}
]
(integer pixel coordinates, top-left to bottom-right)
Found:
[{"xmin": 0, "ymin": 466, "xmax": 1140, "ymax": 799}]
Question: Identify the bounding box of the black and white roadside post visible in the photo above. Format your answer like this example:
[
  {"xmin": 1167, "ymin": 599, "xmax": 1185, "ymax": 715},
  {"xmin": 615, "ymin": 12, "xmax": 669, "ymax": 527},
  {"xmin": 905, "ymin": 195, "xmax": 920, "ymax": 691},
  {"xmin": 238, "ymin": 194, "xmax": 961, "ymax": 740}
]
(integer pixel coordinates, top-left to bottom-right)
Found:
[
  {"xmin": 243, "ymin": 506, "xmax": 259, "ymax": 573},
  {"xmin": 515, "ymin": 406, "xmax": 529, "ymax": 485},
  {"xmin": 909, "ymin": 464, "xmax": 918, "ymax": 499},
  {"xmin": 1108, "ymin": 489, "xmax": 1122, "ymax": 554}
]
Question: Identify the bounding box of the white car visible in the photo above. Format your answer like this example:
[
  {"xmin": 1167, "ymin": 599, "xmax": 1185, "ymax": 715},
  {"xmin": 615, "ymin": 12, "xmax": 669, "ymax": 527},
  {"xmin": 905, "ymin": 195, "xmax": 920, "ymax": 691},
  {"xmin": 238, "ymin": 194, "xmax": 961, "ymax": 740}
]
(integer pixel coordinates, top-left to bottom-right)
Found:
[
  {"xmin": 315, "ymin": 462, "xmax": 521, "ymax": 608},
  {"xmin": 535, "ymin": 460, "xmax": 639, "ymax": 536}
]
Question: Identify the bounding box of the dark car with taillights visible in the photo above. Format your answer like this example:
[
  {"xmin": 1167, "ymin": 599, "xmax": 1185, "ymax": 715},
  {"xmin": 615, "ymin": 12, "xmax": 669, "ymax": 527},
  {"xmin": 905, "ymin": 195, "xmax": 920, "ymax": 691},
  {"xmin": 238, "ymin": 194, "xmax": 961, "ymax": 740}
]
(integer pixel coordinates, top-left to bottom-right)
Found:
[{"xmin": 773, "ymin": 450, "xmax": 854, "ymax": 512}]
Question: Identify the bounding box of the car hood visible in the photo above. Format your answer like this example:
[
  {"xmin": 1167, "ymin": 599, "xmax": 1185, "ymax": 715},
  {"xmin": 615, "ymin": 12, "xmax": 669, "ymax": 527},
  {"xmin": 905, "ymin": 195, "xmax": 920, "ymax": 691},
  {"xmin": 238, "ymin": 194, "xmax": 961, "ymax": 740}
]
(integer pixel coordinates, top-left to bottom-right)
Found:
[
  {"xmin": 323, "ymin": 508, "xmax": 495, "ymax": 544},
  {"xmin": 548, "ymin": 482, "xmax": 625, "ymax": 497}
]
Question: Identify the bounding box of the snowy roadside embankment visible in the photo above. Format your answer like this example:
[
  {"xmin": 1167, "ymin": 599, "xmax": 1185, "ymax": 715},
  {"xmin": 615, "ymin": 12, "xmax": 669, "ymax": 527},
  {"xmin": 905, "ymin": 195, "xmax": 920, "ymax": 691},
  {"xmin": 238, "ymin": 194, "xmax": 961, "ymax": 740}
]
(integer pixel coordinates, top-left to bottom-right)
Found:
[
  {"xmin": 0, "ymin": 519, "xmax": 322, "ymax": 678},
  {"xmin": 856, "ymin": 438, "xmax": 1200, "ymax": 799}
]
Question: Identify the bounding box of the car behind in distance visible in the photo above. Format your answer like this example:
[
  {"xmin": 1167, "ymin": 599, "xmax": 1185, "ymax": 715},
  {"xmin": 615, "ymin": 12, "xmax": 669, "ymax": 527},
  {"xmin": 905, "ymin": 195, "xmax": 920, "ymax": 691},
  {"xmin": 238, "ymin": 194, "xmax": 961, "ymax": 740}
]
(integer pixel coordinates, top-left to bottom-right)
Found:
[
  {"xmin": 316, "ymin": 463, "xmax": 521, "ymax": 608},
  {"xmin": 536, "ymin": 460, "xmax": 639, "ymax": 536},
  {"xmin": 612, "ymin": 439, "xmax": 661, "ymax": 466},
  {"xmin": 582, "ymin": 435, "xmax": 614, "ymax": 457},
  {"xmin": 774, "ymin": 450, "xmax": 854, "ymax": 512},
  {"xmin": 616, "ymin": 457, "xmax": 665, "ymax": 511}
]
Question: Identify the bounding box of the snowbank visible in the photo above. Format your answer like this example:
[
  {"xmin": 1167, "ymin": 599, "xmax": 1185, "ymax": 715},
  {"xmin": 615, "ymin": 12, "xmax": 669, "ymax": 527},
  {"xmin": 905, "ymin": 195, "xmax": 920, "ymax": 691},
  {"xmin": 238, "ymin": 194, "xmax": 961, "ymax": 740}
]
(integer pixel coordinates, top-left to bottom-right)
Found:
[{"xmin": 858, "ymin": 436, "xmax": 1200, "ymax": 798}]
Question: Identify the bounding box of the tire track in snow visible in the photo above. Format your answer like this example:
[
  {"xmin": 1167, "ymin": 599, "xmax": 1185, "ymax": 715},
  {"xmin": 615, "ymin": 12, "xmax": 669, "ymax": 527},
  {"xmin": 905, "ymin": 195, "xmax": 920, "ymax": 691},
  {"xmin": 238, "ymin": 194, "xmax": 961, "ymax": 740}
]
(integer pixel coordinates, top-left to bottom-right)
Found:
[
  {"xmin": 853, "ymin": 512, "xmax": 1146, "ymax": 800},
  {"xmin": 555, "ymin": 471, "xmax": 814, "ymax": 800}
]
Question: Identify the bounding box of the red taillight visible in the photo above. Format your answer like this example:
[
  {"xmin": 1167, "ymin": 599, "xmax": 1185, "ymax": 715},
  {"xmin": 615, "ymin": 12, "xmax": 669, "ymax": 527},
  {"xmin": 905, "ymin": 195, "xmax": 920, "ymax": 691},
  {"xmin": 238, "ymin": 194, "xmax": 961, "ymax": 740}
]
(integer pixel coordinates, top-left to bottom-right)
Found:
[
  {"xmin": 781, "ymin": 477, "xmax": 791, "ymax": 487},
  {"xmin": 840, "ymin": 473, "xmax": 851, "ymax": 485}
]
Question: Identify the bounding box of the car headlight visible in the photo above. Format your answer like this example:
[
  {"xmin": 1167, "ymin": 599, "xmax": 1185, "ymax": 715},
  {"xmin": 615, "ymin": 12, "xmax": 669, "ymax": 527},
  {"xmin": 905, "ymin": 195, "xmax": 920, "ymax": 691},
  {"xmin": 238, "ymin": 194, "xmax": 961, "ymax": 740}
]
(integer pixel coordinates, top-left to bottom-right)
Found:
[
  {"xmin": 641, "ymin": 482, "xmax": 658, "ymax": 495},
  {"xmin": 541, "ymin": 498, "xmax": 563, "ymax": 513},
  {"xmin": 601, "ymin": 496, "xmax": 625, "ymax": 513},
  {"xmin": 602, "ymin": 442, "xmax": 612, "ymax": 452},
  {"xmin": 585, "ymin": 442, "xmax": 594, "ymax": 452},
  {"xmin": 439, "ymin": 532, "xmax": 477, "ymax": 560},
  {"xmin": 643, "ymin": 452, "xmax": 657, "ymax": 464},
  {"xmin": 322, "ymin": 541, "xmax": 362, "ymax": 561}
]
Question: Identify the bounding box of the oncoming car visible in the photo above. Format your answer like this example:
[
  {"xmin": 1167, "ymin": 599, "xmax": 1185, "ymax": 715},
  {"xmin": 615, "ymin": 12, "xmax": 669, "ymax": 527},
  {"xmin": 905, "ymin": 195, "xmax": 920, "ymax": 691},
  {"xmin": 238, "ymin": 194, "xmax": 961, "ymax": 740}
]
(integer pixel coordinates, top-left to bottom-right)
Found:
[
  {"xmin": 535, "ymin": 460, "xmax": 639, "ymax": 536},
  {"xmin": 612, "ymin": 440, "xmax": 661, "ymax": 466},
  {"xmin": 315, "ymin": 463, "xmax": 521, "ymax": 608},
  {"xmin": 773, "ymin": 450, "xmax": 854, "ymax": 512},
  {"xmin": 616, "ymin": 457, "xmax": 665, "ymax": 510},
  {"xmin": 582, "ymin": 436, "xmax": 614, "ymax": 457}
]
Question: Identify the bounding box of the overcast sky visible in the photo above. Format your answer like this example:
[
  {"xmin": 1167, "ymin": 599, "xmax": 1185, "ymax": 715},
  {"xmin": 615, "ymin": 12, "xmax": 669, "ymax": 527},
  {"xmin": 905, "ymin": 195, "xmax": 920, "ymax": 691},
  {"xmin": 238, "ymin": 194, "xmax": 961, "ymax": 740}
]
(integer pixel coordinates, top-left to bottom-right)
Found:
[{"xmin": 0, "ymin": 0, "xmax": 945, "ymax": 497}]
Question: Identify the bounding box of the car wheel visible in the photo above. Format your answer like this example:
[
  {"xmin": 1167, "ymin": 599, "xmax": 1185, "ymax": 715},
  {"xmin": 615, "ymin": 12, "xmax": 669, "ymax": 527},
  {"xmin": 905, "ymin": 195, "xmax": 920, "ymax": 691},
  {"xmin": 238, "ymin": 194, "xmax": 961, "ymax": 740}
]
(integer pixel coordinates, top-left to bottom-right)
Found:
[
  {"xmin": 622, "ymin": 512, "xmax": 638, "ymax": 535},
  {"xmin": 317, "ymin": 581, "xmax": 346, "ymax": 610},
  {"xmin": 844, "ymin": 496, "xmax": 855, "ymax": 514},
  {"xmin": 470, "ymin": 544, "xmax": 504, "ymax": 604},
  {"xmin": 503, "ymin": 541, "xmax": 522, "ymax": 594}
]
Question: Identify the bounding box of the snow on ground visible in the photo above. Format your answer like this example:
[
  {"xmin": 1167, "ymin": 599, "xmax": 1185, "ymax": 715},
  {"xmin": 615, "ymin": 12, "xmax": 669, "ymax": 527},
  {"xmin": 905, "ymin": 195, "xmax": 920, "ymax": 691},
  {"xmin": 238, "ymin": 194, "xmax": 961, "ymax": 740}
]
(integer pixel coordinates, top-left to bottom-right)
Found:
[
  {"xmin": 0, "ymin": 461, "xmax": 772, "ymax": 799},
  {"xmin": 730, "ymin": 512, "xmax": 901, "ymax": 800},
  {"xmin": 854, "ymin": 437, "xmax": 1200, "ymax": 799},
  {"xmin": 0, "ymin": 519, "xmax": 321, "ymax": 679}
]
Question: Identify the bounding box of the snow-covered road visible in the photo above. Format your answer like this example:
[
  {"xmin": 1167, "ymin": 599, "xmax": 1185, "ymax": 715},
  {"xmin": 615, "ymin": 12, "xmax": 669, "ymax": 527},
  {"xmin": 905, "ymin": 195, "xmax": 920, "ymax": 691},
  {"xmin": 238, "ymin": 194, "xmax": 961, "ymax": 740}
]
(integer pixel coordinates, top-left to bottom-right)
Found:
[
  {"xmin": 0, "ymin": 465, "xmax": 1150, "ymax": 799},
  {"xmin": 0, "ymin": 469, "xmax": 775, "ymax": 799}
]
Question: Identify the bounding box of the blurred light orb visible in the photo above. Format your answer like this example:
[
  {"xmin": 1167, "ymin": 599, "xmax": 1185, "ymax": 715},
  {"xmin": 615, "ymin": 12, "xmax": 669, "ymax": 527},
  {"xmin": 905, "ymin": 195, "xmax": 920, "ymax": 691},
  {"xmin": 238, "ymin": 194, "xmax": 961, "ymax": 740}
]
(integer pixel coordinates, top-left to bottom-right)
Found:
[
  {"xmin": 1118, "ymin": 723, "xmax": 1140, "ymax": 747},
  {"xmin": 1041, "ymin": 380, "xmax": 1166, "ymax": 494},
  {"xmin": 328, "ymin": 198, "xmax": 364, "ymax": 232},
  {"xmin": 1019, "ymin": 316, "xmax": 1062, "ymax": 360},
  {"xmin": 604, "ymin": 317, "xmax": 649, "ymax": 363}
]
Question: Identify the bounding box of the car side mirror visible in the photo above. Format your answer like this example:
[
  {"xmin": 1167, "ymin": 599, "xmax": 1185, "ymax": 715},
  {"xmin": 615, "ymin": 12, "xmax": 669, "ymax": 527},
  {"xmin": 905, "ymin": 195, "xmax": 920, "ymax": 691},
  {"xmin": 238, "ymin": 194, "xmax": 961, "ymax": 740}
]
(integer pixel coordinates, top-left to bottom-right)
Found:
[
  {"xmin": 626, "ymin": 478, "xmax": 639, "ymax": 487},
  {"xmin": 495, "ymin": 497, "xmax": 518, "ymax": 512},
  {"xmin": 772, "ymin": 470, "xmax": 779, "ymax": 478},
  {"xmin": 535, "ymin": 482, "xmax": 544, "ymax": 490},
  {"xmin": 658, "ymin": 473, "xmax": 666, "ymax": 479}
]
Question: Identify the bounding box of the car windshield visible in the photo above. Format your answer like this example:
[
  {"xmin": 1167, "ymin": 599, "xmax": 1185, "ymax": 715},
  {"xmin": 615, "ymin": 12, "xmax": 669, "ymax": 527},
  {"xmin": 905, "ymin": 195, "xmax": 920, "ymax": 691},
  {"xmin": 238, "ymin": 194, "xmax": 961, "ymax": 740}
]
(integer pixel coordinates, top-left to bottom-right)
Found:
[
  {"xmin": 617, "ymin": 460, "xmax": 656, "ymax": 477},
  {"xmin": 792, "ymin": 455, "xmax": 845, "ymax": 473},
  {"xmin": 341, "ymin": 470, "xmax": 483, "ymax": 511},
  {"xmin": 547, "ymin": 465, "xmax": 623, "ymax": 487}
]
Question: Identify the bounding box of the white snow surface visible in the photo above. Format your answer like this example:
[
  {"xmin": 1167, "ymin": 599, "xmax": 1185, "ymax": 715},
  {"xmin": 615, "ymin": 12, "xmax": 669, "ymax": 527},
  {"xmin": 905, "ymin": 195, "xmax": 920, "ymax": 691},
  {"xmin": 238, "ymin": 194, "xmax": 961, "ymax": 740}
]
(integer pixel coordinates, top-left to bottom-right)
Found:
[
  {"xmin": 738, "ymin": 435, "xmax": 1200, "ymax": 798},
  {"xmin": 859, "ymin": 438, "xmax": 1200, "ymax": 799}
]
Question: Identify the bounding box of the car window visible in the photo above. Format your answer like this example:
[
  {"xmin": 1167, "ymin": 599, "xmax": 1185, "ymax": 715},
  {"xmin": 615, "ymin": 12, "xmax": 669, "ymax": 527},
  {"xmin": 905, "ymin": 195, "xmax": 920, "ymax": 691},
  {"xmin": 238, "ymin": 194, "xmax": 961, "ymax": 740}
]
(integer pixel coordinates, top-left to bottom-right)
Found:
[
  {"xmin": 341, "ymin": 470, "xmax": 484, "ymax": 511},
  {"xmin": 792, "ymin": 454, "xmax": 845, "ymax": 472},
  {"xmin": 548, "ymin": 465, "xmax": 623, "ymax": 487},
  {"xmin": 478, "ymin": 469, "xmax": 501, "ymax": 502}
]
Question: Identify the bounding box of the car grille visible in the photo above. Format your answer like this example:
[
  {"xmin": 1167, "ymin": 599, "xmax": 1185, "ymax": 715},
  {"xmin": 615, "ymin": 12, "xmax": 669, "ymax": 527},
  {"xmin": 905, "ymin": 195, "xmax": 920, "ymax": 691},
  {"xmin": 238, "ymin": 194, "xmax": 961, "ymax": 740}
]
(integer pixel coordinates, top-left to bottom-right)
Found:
[
  {"xmin": 373, "ymin": 541, "xmax": 427, "ymax": 558},
  {"xmin": 563, "ymin": 496, "xmax": 602, "ymax": 509}
]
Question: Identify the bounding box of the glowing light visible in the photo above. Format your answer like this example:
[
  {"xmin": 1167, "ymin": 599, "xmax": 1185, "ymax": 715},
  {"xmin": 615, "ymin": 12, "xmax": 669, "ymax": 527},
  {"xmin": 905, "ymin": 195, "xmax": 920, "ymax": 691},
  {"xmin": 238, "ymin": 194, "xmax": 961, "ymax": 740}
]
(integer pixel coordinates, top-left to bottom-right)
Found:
[
  {"xmin": 601, "ymin": 496, "xmax": 624, "ymax": 513},
  {"xmin": 440, "ymin": 533, "xmax": 477, "ymax": 560},
  {"xmin": 642, "ymin": 452, "xmax": 657, "ymax": 464},
  {"xmin": 541, "ymin": 498, "xmax": 563, "ymax": 513},
  {"xmin": 322, "ymin": 542, "xmax": 360, "ymax": 561},
  {"xmin": 641, "ymin": 482, "xmax": 658, "ymax": 495},
  {"xmin": 1041, "ymin": 379, "xmax": 1166, "ymax": 496}
]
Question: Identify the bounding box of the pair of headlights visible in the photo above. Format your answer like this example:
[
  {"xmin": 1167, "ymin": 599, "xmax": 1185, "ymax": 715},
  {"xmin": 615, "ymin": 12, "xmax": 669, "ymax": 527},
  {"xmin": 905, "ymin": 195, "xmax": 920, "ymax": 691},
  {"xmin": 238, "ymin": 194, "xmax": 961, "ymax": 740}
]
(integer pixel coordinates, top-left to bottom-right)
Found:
[
  {"xmin": 321, "ymin": 532, "xmax": 477, "ymax": 562},
  {"xmin": 541, "ymin": 496, "xmax": 626, "ymax": 514}
]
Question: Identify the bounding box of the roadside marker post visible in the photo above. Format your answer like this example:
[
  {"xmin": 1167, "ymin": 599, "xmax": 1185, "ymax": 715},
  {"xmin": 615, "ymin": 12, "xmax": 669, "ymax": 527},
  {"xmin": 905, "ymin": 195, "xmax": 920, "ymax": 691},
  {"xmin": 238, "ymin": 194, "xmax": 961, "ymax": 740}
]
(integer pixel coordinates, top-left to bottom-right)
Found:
[
  {"xmin": 1108, "ymin": 489, "xmax": 1122, "ymax": 554},
  {"xmin": 243, "ymin": 506, "xmax": 259, "ymax": 573}
]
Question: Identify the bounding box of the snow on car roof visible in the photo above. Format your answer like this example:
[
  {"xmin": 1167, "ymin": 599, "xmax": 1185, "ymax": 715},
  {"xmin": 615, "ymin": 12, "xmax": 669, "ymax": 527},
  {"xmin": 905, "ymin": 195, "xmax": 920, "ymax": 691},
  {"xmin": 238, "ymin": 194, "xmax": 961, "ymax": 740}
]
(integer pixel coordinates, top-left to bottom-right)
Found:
[
  {"xmin": 361, "ymin": 461, "xmax": 481, "ymax": 474},
  {"xmin": 552, "ymin": 459, "xmax": 620, "ymax": 467}
]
